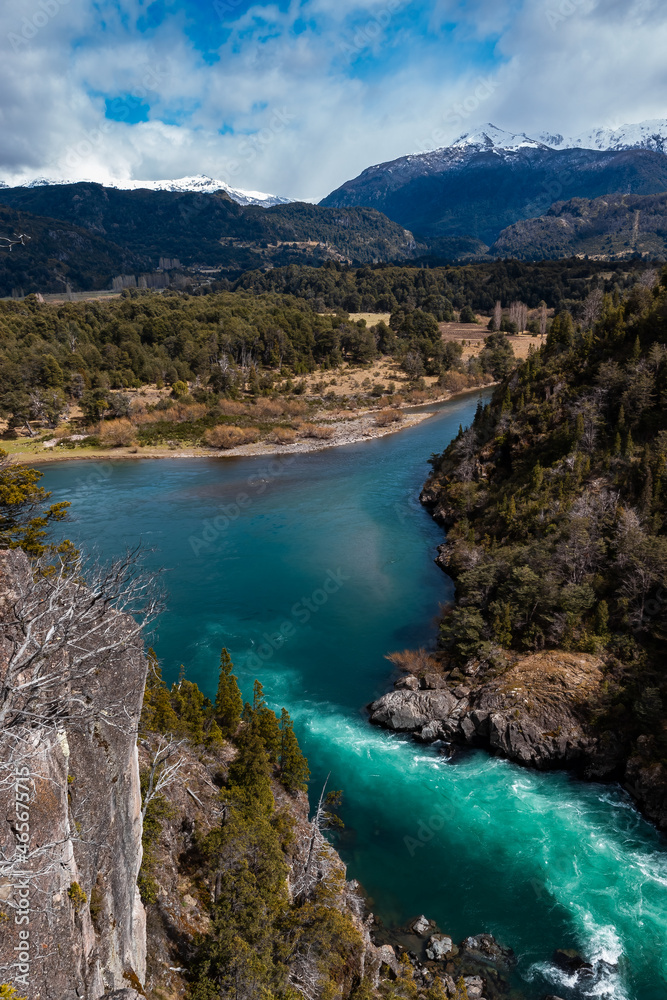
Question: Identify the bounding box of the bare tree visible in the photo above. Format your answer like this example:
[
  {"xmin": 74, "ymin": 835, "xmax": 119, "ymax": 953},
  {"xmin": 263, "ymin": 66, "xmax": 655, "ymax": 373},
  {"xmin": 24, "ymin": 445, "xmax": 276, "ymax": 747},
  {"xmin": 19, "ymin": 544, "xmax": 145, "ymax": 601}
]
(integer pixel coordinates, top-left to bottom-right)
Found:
[
  {"xmin": 492, "ymin": 301, "xmax": 502, "ymax": 331},
  {"xmin": 140, "ymin": 735, "xmax": 188, "ymax": 820},
  {"xmin": 582, "ymin": 288, "xmax": 604, "ymax": 329},
  {"xmin": 539, "ymin": 302, "xmax": 548, "ymax": 337},
  {"xmin": 509, "ymin": 301, "xmax": 528, "ymax": 333},
  {"xmin": 0, "ymin": 233, "xmax": 30, "ymax": 252},
  {"xmin": 0, "ymin": 547, "xmax": 161, "ymax": 731}
]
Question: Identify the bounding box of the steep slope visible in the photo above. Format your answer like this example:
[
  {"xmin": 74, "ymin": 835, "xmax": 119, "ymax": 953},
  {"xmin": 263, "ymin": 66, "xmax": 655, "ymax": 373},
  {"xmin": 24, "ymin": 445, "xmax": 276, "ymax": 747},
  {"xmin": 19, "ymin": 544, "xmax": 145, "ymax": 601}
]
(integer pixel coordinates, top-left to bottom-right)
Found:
[
  {"xmin": 0, "ymin": 548, "xmax": 147, "ymax": 999},
  {"xmin": 320, "ymin": 144, "xmax": 667, "ymax": 245},
  {"xmin": 489, "ymin": 192, "xmax": 667, "ymax": 260},
  {"xmin": 0, "ymin": 183, "xmax": 418, "ymax": 279}
]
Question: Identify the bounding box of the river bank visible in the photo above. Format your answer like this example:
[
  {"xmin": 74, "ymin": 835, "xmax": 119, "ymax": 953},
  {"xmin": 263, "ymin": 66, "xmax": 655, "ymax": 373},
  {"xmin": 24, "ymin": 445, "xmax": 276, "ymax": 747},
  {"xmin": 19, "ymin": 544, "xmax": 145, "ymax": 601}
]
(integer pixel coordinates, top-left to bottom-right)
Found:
[{"xmin": 7, "ymin": 385, "xmax": 493, "ymax": 465}]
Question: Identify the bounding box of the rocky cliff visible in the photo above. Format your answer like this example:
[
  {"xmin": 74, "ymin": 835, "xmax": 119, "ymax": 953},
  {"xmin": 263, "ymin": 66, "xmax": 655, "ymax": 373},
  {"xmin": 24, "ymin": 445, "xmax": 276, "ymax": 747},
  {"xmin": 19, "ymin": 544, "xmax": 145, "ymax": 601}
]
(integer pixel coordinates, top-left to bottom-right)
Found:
[{"xmin": 0, "ymin": 549, "xmax": 147, "ymax": 999}]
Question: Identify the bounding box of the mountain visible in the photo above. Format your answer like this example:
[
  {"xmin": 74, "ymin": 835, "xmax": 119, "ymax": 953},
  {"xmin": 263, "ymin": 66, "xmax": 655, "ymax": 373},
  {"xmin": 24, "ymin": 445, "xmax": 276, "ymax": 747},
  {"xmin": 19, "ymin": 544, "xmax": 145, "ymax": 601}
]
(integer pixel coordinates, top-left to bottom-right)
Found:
[
  {"xmin": 489, "ymin": 192, "xmax": 667, "ymax": 261},
  {"xmin": 0, "ymin": 182, "xmax": 417, "ymax": 294},
  {"xmin": 0, "ymin": 173, "xmax": 290, "ymax": 209},
  {"xmin": 537, "ymin": 119, "xmax": 667, "ymax": 155},
  {"xmin": 320, "ymin": 121, "xmax": 667, "ymax": 248}
]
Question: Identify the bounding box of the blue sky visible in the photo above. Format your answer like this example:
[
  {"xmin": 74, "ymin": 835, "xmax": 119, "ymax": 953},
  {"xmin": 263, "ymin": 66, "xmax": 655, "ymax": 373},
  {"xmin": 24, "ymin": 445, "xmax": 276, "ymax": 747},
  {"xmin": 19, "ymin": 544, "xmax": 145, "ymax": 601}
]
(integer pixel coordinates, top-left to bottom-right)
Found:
[{"xmin": 1, "ymin": 0, "xmax": 666, "ymax": 198}]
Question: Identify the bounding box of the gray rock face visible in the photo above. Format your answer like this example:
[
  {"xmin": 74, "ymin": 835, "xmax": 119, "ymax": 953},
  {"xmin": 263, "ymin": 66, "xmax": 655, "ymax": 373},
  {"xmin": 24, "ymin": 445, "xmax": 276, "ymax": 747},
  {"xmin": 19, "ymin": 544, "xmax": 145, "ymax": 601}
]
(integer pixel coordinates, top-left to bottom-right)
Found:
[
  {"xmin": 369, "ymin": 690, "xmax": 458, "ymax": 732},
  {"xmin": 0, "ymin": 550, "xmax": 147, "ymax": 999}
]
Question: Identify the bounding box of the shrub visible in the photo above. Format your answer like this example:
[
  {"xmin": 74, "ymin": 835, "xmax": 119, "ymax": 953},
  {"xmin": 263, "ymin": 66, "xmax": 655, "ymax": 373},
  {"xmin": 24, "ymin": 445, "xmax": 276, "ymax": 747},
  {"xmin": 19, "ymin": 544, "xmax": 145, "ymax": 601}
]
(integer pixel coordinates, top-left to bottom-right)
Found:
[
  {"xmin": 67, "ymin": 882, "xmax": 87, "ymax": 910},
  {"xmin": 219, "ymin": 399, "xmax": 250, "ymax": 417},
  {"xmin": 204, "ymin": 425, "xmax": 259, "ymax": 449},
  {"xmin": 99, "ymin": 419, "xmax": 136, "ymax": 447},
  {"xmin": 283, "ymin": 400, "xmax": 307, "ymax": 417},
  {"xmin": 299, "ymin": 423, "xmax": 335, "ymax": 440},
  {"xmin": 386, "ymin": 648, "xmax": 440, "ymax": 675},
  {"xmin": 375, "ymin": 408, "xmax": 403, "ymax": 427},
  {"xmin": 270, "ymin": 427, "xmax": 297, "ymax": 445},
  {"xmin": 171, "ymin": 380, "xmax": 189, "ymax": 398},
  {"xmin": 438, "ymin": 371, "xmax": 470, "ymax": 392},
  {"xmin": 252, "ymin": 399, "xmax": 285, "ymax": 419}
]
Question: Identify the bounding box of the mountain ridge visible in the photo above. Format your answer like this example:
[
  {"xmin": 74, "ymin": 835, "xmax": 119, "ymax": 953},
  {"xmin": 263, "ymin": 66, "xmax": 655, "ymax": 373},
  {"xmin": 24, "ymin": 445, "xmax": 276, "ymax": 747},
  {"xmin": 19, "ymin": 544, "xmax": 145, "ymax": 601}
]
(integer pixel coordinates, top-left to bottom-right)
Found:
[{"xmin": 0, "ymin": 173, "xmax": 290, "ymax": 209}]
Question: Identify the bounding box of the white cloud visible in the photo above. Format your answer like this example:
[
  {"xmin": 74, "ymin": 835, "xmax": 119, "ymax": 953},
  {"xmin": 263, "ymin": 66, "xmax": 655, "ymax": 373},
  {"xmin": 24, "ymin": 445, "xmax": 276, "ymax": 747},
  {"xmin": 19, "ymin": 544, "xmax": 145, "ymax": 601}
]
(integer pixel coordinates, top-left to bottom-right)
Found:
[{"xmin": 0, "ymin": 0, "xmax": 665, "ymax": 200}]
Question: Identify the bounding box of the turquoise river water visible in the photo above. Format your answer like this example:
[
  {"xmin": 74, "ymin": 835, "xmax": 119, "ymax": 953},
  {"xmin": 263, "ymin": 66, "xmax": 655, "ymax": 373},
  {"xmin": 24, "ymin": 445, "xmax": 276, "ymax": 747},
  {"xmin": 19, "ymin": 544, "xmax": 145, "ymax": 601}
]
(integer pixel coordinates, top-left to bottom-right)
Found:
[{"xmin": 40, "ymin": 392, "xmax": 667, "ymax": 1000}]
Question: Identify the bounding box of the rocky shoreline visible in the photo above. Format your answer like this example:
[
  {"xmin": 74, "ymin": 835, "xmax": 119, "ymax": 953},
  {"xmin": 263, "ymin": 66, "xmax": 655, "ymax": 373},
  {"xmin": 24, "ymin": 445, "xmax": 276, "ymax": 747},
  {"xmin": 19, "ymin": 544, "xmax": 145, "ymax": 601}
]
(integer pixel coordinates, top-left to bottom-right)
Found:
[{"xmin": 367, "ymin": 485, "xmax": 667, "ymax": 834}]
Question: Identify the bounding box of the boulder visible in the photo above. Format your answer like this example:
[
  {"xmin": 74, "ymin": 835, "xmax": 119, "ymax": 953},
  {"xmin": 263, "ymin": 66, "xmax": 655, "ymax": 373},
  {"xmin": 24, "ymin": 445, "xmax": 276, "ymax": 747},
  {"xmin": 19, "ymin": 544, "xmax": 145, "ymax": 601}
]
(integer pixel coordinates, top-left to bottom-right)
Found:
[
  {"xmin": 461, "ymin": 934, "xmax": 515, "ymax": 967},
  {"xmin": 553, "ymin": 949, "xmax": 594, "ymax": 975},
  {"xmin": 368, "ymin": 690, "xmax": 457, "ymax": 731},
  {"xmin": 411, "ymin": 914, "xmax": 432, "ymax": 936},
  {"xmin": 396, "ymin": 675, "xmax": 419, "ymax": 691},
  {"xmin": 426, "ymin": 935, "xmax": 454, "ymax": 960}
]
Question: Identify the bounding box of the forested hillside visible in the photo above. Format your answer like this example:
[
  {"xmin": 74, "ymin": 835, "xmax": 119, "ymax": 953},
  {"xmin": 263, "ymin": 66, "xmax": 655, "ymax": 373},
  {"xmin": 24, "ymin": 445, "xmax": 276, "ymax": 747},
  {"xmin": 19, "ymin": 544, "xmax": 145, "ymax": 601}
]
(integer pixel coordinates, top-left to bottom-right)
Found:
[
  {"xmin": 425, "ymin": 267, "xmax": 667, "ymax": 776},
  {"xmin": 0, "ymin": 183, "xmax": 417, "ymax": 294},
  {"xmin": 489, "ymin": 192, "xmax": 667, "ymax": 260}
]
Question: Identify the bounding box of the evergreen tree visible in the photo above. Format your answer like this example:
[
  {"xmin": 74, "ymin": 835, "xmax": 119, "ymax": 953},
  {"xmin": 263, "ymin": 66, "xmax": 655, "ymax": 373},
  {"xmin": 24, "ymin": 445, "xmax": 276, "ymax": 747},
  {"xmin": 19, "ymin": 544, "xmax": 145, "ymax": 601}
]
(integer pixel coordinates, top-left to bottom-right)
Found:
[
  {"xmin": 215, "ymin": 648, "xmax": 243, "ymax": 738},
  {"xmin": 140, "ymin": 648, "xmax": 180, "ymax": 735},
  {"xmin": 279, "ymin": 708, "xmax": 310, "ymax": 793},
  {"xmin": 227, "ymin": 725, "xmax": 275, "ymax": 814}
]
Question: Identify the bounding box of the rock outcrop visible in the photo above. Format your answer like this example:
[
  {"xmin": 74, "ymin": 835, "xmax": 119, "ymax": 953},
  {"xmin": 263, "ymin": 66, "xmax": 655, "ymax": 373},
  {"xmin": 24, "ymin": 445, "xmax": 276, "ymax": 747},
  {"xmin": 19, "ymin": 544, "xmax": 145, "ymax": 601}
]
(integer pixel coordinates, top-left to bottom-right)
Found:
[
  {"xmin": 370, "ymin": 650, "xmax": 605, "ymax": 769},
  {"xmin": 370, "ymin": 629, "xmax": 667, "ymax": 830},
  {"xmin": 0, "ymin": 549, "xmax": 147, "ymax": 998}
]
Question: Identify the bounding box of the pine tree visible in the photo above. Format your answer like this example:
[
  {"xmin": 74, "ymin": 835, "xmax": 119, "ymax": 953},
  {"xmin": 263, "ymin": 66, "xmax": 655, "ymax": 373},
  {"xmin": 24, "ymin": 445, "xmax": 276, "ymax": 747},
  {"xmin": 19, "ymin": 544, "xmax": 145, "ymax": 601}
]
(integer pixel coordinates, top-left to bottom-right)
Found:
[
  {"xmin": 214, "ymin": 648, "xmax": 243, "ymax": 738},
  {"xmin": 227, "ymin": 725, "xmax": 275, "ymax": 814},
  {"xmin": 140, "ymin": 648, "xmax": 179, "ymax": 735},
  {"xmin": 279, "ymin": 708, "xmax": 310, "ymax": 793}
]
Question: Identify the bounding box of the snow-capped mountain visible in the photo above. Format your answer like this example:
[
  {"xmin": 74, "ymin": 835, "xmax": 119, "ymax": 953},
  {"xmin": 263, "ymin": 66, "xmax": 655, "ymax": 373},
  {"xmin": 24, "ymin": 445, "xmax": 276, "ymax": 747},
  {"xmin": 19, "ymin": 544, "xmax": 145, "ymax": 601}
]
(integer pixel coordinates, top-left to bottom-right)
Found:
[
  {"xmin": 321, "ymin": 118, "xmax": 667, "ymax": 246},
  {"xmin": 452, "ymin": 118, "xmax": 667, "ymax": 154},
  {"xmin": 450, "ymin": 120, "xmax": 667, "ymax": 156},
  {"xmin": 449, "ymin": 124, "xmax": 550, "ymax": 153},
  {"xmin": 0, "ymin": 174, "xmax": 290, "ymax": 209},
  {"xmin": 540, "ymin": 120, "xmax": 667, "ymax": 155}
]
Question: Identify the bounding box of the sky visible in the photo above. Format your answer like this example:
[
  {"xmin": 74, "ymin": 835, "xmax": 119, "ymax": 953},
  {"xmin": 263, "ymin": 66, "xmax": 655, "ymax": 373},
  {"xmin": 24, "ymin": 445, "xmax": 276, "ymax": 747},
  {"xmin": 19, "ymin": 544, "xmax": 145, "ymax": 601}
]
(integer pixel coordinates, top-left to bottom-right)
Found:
[{"xmin": 1, "ymin": 0, "xmax": 666, "ymax": 200}]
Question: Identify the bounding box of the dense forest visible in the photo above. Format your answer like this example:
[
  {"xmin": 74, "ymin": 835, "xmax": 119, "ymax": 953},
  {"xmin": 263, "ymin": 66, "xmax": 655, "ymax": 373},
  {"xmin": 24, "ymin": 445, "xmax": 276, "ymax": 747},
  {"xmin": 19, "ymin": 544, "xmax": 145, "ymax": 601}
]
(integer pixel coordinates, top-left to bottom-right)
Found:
[
  {"xmin": 425, "ymin": 266, "xmax": 667, "ymax": 764},
  {"xmin": 234, "ymin": 259, "xmax": 654, "ymax": 315},
  {"xmin": 0, "ymin": 285, "xmax": 508, "ymax": 438}
]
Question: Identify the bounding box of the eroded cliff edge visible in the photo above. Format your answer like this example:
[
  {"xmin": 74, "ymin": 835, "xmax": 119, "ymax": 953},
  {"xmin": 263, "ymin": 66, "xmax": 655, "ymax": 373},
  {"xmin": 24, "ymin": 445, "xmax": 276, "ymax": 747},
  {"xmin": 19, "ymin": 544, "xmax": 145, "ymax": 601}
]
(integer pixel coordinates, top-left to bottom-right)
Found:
[{"xmin": 0, "ymin": 548, "xmax": 147, "ymax": 998}]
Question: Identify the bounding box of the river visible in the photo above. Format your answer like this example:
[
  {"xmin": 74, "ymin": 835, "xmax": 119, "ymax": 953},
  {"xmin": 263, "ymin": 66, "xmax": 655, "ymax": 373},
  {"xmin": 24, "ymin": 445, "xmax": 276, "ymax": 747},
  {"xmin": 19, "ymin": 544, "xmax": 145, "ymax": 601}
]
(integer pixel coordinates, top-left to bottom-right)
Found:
[{"xmin": 39, "ymin": 392, "xmax": 667, "ymax": 1000}]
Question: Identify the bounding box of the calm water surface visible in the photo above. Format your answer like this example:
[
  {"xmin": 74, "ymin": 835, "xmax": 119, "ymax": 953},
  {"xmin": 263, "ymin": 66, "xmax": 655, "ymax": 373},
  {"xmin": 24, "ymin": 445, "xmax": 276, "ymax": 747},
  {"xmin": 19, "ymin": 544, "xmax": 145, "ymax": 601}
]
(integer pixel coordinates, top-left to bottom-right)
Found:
[{"xmin": 40, "ymin": 393, "xmax": 667, "ymax": 1000}]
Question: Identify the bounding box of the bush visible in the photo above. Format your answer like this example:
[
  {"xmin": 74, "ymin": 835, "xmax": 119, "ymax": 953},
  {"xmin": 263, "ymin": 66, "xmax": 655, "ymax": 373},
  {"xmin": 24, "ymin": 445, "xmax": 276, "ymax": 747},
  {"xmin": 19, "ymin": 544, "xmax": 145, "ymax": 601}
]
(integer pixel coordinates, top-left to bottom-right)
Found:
[
  {"xmin": 171, "ymin": 380, "xmax": 189, "ymax": 398},
  {"xmin": 204, "ymin": 425, "xmax": 259, "ymax": 449},
  {"xmin": 375, "ymin": 408, "xmax": 403, "ymax": 427},
  {"xmin": 270, "ymin": 427, "xmax": 297, "ymax": 445},
  {"xmin": 299, "ymin": 422, "xmax": 335, "ymax": 440},
  {"xmin": 67, "ymin": 882, "xmax": 87, "ymax": 910},
  {"xmin": 438, "ymin": 371, "xmax": 470, "ymax": 392},
  {"xmin": 219, "ymin": 399, "xmax": 251, "ymax": 417},
  {"xmin": 459, "ymin": 305, "xmax": 477, "ymax": 323},
  {"xmin": 99, "ymin": 418, "xmax": 136, "ymax": 447}
]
